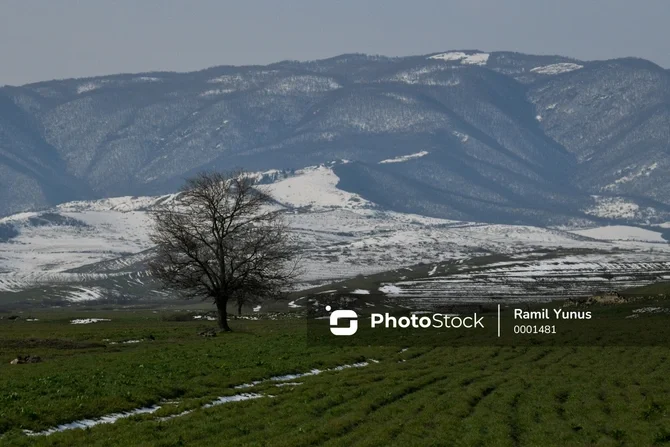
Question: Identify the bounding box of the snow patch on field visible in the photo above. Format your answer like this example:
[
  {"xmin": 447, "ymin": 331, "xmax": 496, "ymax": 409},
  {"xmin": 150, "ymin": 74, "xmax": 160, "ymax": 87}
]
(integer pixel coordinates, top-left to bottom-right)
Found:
[
  {"xmin": 24, "ymin": 359, "xmax": 377, "ymax": 437},
  {"xmin": 70, "ymin": 318, "xmax": 111, "ymax": 325},
  {"xmin": 275, "ymin": 382, "xmax": 303, "ymax": 387},
  {"xmin": 202, "ymin": 393, "xmax": 265, "ymax": 409},
  {"xmin": 24, "ymin": 406, "xmax": 161, "ymax": 437},
  {"xmin": 379, "ymin": 151, "xmax": 429, "ymax": 164},
  {"xmin": 429, "ymin": 52, "xmax": 489, "ymax": 65},
  {"xmin": 569, "ymin": 226, "xmax": 666, "ymax": 243},
  {"xmin": 530, "ymin": 63, "xmax": 583, "ymax": 75},
  {"xmin": 24, "ymin": 391, "xmax": 265, "ymax": 436},
  {"xmin": 108, "ymin": 339, "xmax": 143, "ymax": 345},
  {"xmin": 351, "ymin": 289, "xmax": 370, "ymax": 295},
  {"xmin": 234, "ymin": 361, "xmax": 372, "ymax": 389},
  {"xmin": 379, "ymin": 285, "xmax": 402, "ymax": 295}
]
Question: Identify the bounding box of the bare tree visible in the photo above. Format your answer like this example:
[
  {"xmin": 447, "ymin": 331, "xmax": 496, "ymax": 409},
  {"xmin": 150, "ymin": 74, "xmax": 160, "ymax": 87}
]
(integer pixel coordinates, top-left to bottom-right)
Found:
[{"xmin": 149, "ymin": 171, "xmax": 300, "ymax": 331}]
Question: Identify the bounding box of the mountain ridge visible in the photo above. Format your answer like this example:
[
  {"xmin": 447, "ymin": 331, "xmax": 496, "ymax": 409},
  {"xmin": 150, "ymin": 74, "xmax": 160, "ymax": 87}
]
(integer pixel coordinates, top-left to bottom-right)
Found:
[{"xmin": 1, "ymin": 50, "xmax": 668, "ymax": 224}]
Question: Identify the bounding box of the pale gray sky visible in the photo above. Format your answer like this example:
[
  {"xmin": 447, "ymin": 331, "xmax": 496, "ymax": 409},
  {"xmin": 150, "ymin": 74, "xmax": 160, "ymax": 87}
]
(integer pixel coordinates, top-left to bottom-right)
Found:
[{"xmin": 1, "ymin": 0, "xmax": 668, "ymax": 86}]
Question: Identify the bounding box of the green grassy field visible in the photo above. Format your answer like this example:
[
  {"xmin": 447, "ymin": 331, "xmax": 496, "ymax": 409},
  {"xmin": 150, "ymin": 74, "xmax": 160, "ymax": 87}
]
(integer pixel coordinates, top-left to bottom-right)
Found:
[
  {"xmin": 622, "ymin": 281, "xmax": 670, "ymax": 298},
  {"xmin": 1, "ymin": 306, "xmax": 670, "ymax": 446}
]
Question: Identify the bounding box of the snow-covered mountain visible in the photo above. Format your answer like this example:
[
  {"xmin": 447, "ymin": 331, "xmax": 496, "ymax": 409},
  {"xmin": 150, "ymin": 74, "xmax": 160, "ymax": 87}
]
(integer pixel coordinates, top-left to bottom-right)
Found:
[
  {"xmin": 1, "ymin": 165, "xmax": 669, "ymax": 307},
  {"xmin": 1, "ymin": 51, "xmax": 669, "ymax": 225}
]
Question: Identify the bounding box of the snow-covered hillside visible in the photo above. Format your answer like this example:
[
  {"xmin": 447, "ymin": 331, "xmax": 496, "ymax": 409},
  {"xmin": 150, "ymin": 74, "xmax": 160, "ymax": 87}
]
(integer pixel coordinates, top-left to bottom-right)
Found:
[
  {"xmin": 1, "ymin": 164, "xmax": 668, "ymax": 305},
  {"xmin": 267, "ymin": 165, "xmax": 371, "ymax": 210},
  {"xmin": 569, "ymin": 226, "xmax": 666, "ymax": 243},
  {"xmin": 380, "ymin": 253, "xmax": 670, "ymax": 306}
]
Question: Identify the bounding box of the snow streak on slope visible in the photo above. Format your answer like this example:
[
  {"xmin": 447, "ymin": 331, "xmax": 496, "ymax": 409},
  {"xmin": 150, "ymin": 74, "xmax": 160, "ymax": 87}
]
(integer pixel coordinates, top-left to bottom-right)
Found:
[
  {"xmin": 603, "ymin": 163, "xmax": 659, "ymax": 190},
  {"xmin": 77, "ymin": 82, "xmax": 103, "ymax": 94},
  {"xmin": 379, "ymin": 151, "xmax": 429, "ymax": 164},
  {"xmin": 66, "ymin": 287, "xmax": 105, "ymax": 302},
  {"xmin": 428, "ymin": 52, "xmax": 490, "ymax": 65},
  {"xmin": 530, "ymin": 63, "xmax": 583, "ymax": 75}
]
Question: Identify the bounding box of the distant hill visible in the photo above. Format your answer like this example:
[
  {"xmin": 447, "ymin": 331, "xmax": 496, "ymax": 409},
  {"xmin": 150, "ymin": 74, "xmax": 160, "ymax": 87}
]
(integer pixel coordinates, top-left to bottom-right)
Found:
[{"xmin": 1, "ymin": 51, "xmax": 669, "ymax": 224}]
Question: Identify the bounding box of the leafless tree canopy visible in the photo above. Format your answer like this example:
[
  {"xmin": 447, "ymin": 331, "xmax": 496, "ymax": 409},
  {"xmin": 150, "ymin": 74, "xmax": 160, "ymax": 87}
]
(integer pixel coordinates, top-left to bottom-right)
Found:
[{"xmin": 149, "ymin": 171, "xmax": 300, "ymax": 331}]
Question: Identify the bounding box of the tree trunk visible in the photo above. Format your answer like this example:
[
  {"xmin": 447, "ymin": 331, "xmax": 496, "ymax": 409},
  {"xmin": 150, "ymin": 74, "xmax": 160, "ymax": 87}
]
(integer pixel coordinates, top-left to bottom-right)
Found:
[
  {"xmin": 237, "ymin": 302, "xmax": 243, "ymax": 316},
  {"xmin": 216, "ymin": 298, "xmax": 232, "ymax": 332}
]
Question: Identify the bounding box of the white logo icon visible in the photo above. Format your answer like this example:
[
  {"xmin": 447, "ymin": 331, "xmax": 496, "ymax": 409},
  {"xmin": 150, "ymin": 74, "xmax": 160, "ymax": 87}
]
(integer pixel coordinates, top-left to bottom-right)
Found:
[{"xmin": 327, "ymin": 305, "xmax": 358, "ymax": 336}]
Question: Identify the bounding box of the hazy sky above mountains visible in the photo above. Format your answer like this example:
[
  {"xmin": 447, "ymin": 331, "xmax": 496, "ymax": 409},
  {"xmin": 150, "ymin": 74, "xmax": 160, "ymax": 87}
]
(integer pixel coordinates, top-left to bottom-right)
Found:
[{"xmin": 1, "ymin": 0, "xmax": 668, "ymax": 86}]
